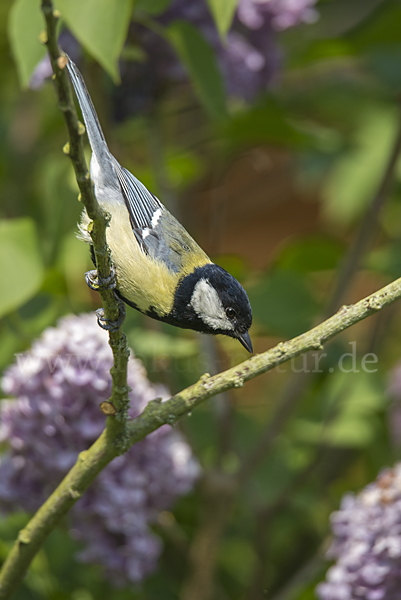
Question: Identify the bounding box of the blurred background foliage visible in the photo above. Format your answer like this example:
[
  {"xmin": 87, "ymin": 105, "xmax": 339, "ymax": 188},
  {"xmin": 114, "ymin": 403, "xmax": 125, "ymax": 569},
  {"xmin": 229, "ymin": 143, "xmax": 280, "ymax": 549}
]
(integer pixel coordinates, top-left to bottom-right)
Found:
[{"xmin": 2, "ymin": 0, "xmax": 401, "ymax": 598}]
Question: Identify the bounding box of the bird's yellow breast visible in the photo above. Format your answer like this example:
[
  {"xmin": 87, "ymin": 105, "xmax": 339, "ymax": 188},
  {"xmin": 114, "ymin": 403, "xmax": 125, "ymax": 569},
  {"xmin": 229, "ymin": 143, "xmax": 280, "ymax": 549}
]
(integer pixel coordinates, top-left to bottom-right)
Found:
[{"xmin": 80, "ymin": 205, "xmax": 211, "ymax": 316}]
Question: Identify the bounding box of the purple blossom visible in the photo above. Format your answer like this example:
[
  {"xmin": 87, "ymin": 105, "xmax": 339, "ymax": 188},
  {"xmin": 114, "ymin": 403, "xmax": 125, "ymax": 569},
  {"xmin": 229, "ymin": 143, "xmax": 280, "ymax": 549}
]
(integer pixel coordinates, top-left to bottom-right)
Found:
[
  {"xmin": 0, "ymin": 313, "xmax": 199, "ymax": 585},
  {"xmin": 316, "ymin": 465, "xmax": 401, "ymax": 600}
]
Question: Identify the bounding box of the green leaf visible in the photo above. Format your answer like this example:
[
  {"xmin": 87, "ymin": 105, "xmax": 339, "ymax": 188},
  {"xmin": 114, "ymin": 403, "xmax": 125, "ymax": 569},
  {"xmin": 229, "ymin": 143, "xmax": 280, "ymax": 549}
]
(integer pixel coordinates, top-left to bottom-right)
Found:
[
  {"xmin": 248, "ymin": 269, "xmax": 319, "ymax": 338},
  {"xmin": 8, "ymin": 0, "xmax": 47, "ymax": 88},
  {"xmin": 206, "ymin": 0, "xmax": 238, "ymax": 39},
  {"xmin": 0, "ymin": 219, "xmax": 44, "ymax": 318},
  {"xmin": 55, "ymin": 0, "xmax": 134, "ymax": 82},
  {"xmin": 167, "ymin": 20, "xmax": 227, "ymax": 120}
]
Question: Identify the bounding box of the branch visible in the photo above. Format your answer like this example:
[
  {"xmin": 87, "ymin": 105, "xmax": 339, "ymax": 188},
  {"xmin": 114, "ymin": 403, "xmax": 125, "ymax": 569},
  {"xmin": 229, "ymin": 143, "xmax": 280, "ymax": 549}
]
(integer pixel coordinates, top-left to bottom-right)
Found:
[
  {"xmin": 1, "ymin": 276, "xmax": 401, "ymax": 598},
  {"xmin": 126, "ymin": 276, "xmax": 401, "ymax": 440},
  {"xmin": 40, "ymin": 0, "xmax": 130, "ymax": 429}
]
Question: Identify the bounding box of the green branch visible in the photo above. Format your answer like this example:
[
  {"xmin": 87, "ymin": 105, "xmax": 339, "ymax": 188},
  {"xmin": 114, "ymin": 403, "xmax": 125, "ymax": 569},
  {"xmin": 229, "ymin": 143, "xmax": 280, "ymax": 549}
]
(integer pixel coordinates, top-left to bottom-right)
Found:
[
  {"xmin": 1, "ymin": 277, "xmax": 401, "ymax": 599},
  {"xmin": 40, "ymin": 0, "xmax": 130, "ymax": 431},
  {"xmin": 126, "ymin": 276, "xmax": 401, "ymax": 439}
]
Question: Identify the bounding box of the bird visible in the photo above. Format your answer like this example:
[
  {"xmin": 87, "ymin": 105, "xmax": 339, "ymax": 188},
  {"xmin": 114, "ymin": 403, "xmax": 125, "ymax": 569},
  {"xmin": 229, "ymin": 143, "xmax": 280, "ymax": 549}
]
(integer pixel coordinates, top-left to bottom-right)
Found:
[{"xmin": 66, "ymin": 56, "xmax": 253, "ymax": 353}]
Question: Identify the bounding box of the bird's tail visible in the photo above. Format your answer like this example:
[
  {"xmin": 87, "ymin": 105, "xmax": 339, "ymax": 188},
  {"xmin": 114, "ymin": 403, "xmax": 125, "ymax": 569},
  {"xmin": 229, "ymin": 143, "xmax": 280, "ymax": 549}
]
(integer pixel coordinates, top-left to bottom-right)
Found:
[{"xmin": 65, "ymin": 55, "xmax": 108, "ymax": 162}]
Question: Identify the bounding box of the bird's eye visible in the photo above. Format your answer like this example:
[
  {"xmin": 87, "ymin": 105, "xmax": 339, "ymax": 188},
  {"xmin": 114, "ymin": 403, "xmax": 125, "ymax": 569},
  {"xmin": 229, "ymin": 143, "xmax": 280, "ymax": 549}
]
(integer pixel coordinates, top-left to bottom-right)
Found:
[{"xmin": 226, "ymin": 307, "xmax": 236, "ymax": 319}]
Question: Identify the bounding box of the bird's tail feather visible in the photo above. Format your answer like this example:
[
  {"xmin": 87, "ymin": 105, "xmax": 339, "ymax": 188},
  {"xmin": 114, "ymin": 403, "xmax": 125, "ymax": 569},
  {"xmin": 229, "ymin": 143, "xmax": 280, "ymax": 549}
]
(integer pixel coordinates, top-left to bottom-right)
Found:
[{"xmin": 65, "ymin": 55, "xmax": 108, "ymax": 161}]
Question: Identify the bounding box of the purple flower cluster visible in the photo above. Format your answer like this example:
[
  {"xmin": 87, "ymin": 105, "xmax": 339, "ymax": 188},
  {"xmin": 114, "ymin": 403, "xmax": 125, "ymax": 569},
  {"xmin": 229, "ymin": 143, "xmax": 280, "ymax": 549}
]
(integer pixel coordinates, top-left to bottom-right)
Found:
[
  {"xmin": 0, "ymin": 313, "xmax": 199, "ymax": 585},
  {"xmin": 316, "ymin": 466, "xmax": 401, "ymax": 600}
]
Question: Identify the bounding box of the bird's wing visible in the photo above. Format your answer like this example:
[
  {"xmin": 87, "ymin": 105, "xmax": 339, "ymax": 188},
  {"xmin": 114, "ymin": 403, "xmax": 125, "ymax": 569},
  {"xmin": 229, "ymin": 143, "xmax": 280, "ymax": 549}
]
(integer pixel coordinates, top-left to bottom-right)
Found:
[
  {"xmin": 112, "ymin": 159, "xmax": 162, "ymax": 230},
  {"xmin": 111, "ymin": 159, "xmax": 194, "ymax": 273}
]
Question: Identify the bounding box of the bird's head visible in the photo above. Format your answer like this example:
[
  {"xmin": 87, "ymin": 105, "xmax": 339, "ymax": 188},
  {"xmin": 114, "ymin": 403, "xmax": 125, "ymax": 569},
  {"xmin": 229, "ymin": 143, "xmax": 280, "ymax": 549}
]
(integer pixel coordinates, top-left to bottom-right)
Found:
[{"xmin": 173, "ymin": 264, "xmax": 253, "ymax": 352}]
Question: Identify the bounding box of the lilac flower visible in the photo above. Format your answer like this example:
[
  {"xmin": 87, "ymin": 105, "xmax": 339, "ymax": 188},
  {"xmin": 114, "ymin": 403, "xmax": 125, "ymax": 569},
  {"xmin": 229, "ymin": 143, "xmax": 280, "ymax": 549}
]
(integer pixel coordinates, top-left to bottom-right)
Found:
[
  {"xmin": 316, "ymin": 465, "xmax": 401, "ymax": 600},
  {"xmin": 0, "ymin": 313, "xmax": 199, "ymax": 585}
]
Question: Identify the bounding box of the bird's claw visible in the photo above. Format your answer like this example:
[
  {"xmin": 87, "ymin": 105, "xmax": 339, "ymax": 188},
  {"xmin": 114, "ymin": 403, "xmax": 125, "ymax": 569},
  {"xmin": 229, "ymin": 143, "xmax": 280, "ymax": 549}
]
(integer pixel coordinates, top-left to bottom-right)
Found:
[
  {"xmin": 85, "ymin": 268, "xmax": 117, "ymax": 292},
  {"xmin": 95, "ymin": 297, "xmax": 126, "ymax": 331}
]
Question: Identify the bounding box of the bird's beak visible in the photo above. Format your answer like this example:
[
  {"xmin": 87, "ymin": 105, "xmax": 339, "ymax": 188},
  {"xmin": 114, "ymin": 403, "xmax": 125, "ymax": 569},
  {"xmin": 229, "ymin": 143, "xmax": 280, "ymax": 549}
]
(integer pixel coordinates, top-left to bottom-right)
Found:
[{"xmin": 237, "ymin": 331, "xmax": 253, "ymax": 353}]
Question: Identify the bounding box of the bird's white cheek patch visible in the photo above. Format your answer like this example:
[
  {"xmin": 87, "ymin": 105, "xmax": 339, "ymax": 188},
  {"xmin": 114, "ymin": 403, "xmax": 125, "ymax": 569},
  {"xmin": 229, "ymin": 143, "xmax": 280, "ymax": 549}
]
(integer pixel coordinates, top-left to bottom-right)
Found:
[{"xmin": 190, "ymin": 278, "xmax": 233, "ymax": 331}]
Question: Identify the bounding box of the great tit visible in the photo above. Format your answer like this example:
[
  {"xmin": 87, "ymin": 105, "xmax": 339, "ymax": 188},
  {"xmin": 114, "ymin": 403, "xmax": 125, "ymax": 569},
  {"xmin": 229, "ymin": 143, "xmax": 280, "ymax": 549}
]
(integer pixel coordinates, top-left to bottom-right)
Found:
[{"xmin": 66, "ymin": 57, "xmax": 253, "ymax": 353}]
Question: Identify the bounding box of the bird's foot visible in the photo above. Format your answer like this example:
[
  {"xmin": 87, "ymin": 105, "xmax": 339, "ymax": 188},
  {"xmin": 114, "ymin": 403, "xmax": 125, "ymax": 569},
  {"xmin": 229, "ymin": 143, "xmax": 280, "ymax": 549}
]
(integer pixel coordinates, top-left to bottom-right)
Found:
[
  {"xmin": 85, "ymin": 268, "xmax": 117, "ymax": 292},
  {"xmin": 95, "ymin": 296, "xmax": 126, "ymax": 331}
]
